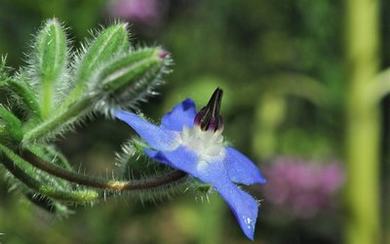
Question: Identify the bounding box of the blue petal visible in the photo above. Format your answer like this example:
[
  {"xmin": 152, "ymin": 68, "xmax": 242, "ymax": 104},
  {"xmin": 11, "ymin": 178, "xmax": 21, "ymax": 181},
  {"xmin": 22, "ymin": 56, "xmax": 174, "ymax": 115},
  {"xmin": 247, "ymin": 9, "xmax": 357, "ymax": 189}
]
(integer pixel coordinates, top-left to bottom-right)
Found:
[
  {"xmin": 147, "ymin": 146, "xmax": 258, "ymax": 240},
  {"xmin": 145, "ymin": 146, "xmax": 219, "ymax": 182},
  {"xmin": 146, "ymin": 146, "xmax": 199, "ymax": 173},
  {"xmin": 214, "ymin": 181, "xmax": 259, "ymax": 240},
  {"xmin": 225, "ymin": 147, "xmax": 267, "ymax": 185},
  {"xmin": 160, "ymin": 99, "xmax": 197, "ymax": 131},
  {"xmin": 115, "ymin": 110, "xmax": 178, "ymax": 151}
]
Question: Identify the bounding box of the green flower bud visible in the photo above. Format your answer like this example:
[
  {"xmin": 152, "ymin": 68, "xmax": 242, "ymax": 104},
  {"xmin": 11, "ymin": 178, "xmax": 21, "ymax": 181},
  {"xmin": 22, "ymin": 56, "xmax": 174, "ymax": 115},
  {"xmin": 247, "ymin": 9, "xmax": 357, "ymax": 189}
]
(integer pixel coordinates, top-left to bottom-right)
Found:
[
  {"xmin": 64, "ymin": 23, "xmax": 130, "ymax": 107},
  {"xmin": 33, "ymin": 18, "xmax": 68, "ymax": 118}
]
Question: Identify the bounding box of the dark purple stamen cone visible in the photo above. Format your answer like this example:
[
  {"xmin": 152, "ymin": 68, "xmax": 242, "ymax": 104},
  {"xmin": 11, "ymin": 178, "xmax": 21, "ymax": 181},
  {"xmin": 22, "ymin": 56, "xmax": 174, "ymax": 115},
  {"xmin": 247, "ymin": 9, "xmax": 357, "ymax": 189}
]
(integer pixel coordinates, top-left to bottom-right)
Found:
[{"xmin": 194, "ymin": 88, "xmax": 224, "ymax": 132}]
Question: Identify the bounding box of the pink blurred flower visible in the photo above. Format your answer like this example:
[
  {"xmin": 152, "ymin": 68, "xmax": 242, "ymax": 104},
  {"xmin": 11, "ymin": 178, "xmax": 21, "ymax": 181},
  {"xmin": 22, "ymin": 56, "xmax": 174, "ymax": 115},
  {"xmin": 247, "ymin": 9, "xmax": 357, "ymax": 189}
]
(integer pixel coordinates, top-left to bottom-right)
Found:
[
  {"xmin": 109, "ymin": 0, "xmax": 163, "ymax": 26},
  {"xmin": 262, "ymin": 157, "xmax": 344, "ymax": 219}
]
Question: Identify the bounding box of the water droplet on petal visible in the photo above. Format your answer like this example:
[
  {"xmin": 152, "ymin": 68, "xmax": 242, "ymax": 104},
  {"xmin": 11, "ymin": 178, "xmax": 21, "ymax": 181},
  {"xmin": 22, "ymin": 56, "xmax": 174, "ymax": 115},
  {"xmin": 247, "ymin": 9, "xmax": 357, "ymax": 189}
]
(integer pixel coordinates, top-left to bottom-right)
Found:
[{"xmin": 243, "ymin": 216, "xmax": 255, "ymax": 230}]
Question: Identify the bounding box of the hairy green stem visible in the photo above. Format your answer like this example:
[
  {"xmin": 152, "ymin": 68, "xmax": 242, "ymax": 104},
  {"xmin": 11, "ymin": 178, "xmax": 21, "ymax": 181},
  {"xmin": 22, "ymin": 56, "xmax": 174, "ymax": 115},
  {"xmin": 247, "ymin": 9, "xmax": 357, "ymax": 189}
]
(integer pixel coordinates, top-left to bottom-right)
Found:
[
  {"xmin": 23, "ymin": 96, "xmax": 91, "ymax": 142},
  {"xmin": 20, "ymin": 149, "xmax": 187, "ymax": 191},
  {"xmin": 0, "ymin": 156, "xmax": 99, "ymax": 203},
  {"xmin": 344, "ymin": 0, "xmax": 381, "ymax": 243}
]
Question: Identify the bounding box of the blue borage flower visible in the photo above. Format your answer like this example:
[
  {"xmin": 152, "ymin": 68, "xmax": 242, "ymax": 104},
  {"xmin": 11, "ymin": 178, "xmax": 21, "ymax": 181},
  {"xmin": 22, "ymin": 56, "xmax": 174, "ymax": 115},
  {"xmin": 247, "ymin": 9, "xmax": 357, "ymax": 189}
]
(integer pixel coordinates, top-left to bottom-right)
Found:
[{"xmin": 115, "ymin": 88, "xmax": 266, "ymax": 240}]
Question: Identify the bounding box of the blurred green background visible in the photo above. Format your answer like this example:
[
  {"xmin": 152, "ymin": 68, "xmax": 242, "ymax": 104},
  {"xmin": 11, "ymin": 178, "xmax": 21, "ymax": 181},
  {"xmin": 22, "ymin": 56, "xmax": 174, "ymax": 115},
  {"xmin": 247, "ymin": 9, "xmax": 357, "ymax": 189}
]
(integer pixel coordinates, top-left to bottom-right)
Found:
[{"xmin": 0, "ymin": 0, "xmax": 389, "ymax": 243}]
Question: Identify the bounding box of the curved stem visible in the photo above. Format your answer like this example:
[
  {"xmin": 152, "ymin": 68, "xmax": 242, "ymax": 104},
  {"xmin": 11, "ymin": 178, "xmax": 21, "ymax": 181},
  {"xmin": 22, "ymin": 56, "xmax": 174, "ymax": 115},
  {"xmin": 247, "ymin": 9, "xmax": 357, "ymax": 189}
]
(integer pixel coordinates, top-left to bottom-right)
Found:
[
  {"xmin": 0, "ymin": 157, "xmax": 99, "ymax": 203},
  {"xmin": 20, "ymin": 149, "xmax": 187, "ymax": 191}
]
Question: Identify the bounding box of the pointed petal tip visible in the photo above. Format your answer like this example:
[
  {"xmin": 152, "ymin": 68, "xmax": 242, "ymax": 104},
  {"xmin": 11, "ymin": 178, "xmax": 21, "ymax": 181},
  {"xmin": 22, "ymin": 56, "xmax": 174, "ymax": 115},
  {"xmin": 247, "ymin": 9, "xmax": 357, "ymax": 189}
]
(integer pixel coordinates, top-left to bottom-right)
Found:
[
  {"xmin": 213, "ymin": 179, "xmax": 259, "ymax": 241},
  {"xmin": 259, "ymin": 176, "xmax": 267, "ymax": 184},
  {"xmin": 245, "ymin": 231, "xmax": 255, "ymax": 241},
  {"xmin": 250, "ymin": 167, "xmax": 267, "ymax": 185},
  {"xmin": 240, "ymin": 212, "xmax": 257, "ymax": 241},
  {"xmin": 181, "ymin": 98, "xmax": 196, "ymax": 109},
  {"xmin": 256, "ymin": 172, "xmax": 267, "ymax": 185}
]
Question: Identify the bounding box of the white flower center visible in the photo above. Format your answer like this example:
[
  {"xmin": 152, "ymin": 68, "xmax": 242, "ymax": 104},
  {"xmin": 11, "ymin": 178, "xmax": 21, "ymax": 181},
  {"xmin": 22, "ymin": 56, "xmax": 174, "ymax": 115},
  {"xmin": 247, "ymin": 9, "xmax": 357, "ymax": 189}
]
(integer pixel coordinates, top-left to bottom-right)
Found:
[{"xmin": 179, "ymin": 126, "xmax": 225, "ymax": 161}]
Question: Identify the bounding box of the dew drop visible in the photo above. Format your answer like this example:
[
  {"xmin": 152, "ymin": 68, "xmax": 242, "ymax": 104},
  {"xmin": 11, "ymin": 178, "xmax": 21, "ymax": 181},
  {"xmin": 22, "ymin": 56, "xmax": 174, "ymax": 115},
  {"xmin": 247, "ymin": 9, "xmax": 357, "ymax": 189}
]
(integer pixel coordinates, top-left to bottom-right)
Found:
[{"xmin": 243, "ymin": 216, "xmax": 255, "ymax": 230}]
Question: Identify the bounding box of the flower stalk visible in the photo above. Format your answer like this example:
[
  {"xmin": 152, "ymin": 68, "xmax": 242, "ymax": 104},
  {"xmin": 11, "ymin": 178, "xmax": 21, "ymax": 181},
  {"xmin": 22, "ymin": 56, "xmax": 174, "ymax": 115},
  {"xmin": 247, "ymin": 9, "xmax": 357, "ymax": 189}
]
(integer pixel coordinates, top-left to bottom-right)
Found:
[
  {"xmin": 344, "ymin": 0, "xmax": 381, "ymax": 243},
  {"xmin": 20, "ymin": 148, "xmax": 187, "ymax": 191},
  {"xmin": 0, "ymin": 145, "xmax": 99, "ymax": 203}
]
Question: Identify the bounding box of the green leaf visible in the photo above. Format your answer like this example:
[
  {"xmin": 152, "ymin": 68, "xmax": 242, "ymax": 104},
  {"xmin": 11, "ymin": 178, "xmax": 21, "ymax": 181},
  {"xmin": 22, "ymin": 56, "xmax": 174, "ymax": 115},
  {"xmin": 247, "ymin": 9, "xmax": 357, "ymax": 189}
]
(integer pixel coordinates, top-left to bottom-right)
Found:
[
  {"xmin": 33, "ymin": 18, "xmax": 68, "ymax": 118},
  {"xmin": 100, "ymin": 47, "xmax": 165, "ymax": 92}
]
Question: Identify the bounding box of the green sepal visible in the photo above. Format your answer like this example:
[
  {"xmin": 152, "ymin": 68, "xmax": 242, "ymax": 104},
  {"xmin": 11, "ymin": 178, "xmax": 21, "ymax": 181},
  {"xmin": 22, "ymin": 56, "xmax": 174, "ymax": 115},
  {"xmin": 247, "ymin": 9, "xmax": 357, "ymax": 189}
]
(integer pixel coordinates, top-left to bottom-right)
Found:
[
  {"xmin": 111, "ymin": 138, "xmax": 190, "ymax": 202},
  {"xmin": 94, "ymin": 47, "xmax": 171, "ymax": 114},
  {"xmin": 116, "ymin": 138, "xmax": 170, "ymax": 179},
  {"xmin": 24, "ymin": 192, "xmax": 74, "ymax": 217},
  {"xmin": 99, "ymin": 48, "xmax": 164, "ymax": 91}
]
